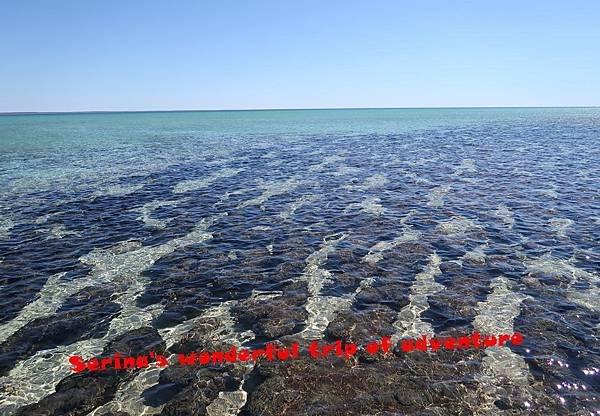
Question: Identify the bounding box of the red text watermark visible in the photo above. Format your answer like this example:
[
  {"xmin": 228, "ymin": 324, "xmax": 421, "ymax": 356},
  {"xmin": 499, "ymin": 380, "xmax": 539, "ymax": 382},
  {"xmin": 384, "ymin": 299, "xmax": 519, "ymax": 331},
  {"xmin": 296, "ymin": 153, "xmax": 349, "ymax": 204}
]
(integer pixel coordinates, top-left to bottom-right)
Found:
[{"xmin": 69, "ymin": 332, "xmax": 524, "ymax": 372}]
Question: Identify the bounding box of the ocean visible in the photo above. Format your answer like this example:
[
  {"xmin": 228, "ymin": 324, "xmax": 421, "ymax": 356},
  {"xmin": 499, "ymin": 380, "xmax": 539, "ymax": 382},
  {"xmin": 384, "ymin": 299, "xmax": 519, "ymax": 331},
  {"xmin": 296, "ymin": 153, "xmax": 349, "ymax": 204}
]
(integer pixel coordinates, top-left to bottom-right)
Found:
[{"xmin": 0, "ymin": 108, "xmax": 598, "ymax": 415}]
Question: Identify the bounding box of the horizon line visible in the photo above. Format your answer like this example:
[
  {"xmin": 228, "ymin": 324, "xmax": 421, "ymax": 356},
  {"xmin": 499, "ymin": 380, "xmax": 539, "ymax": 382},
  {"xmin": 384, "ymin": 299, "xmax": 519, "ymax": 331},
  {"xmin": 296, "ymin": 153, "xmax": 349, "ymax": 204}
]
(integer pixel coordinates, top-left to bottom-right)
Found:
[{"xmin": 1, "ymin": 105, "xmax": 599, "ymax": 116}]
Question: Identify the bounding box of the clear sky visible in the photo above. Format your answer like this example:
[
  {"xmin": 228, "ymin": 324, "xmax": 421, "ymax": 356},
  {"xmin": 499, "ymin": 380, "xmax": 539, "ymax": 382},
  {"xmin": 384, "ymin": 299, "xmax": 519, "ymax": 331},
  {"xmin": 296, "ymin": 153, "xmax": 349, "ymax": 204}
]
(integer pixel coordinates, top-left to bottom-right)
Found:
[{"xmin": 1, "ymin": 0, "xmax": 599, "ymax": 112}]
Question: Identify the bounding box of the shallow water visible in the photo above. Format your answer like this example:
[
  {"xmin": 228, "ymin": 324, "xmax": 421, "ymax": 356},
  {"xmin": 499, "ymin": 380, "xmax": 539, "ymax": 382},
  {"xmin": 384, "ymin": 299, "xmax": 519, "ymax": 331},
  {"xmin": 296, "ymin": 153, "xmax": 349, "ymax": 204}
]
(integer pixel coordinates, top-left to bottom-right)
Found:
[{"xmin": 0, "ymin": 108, "xmax": 599, "ymax": 415}]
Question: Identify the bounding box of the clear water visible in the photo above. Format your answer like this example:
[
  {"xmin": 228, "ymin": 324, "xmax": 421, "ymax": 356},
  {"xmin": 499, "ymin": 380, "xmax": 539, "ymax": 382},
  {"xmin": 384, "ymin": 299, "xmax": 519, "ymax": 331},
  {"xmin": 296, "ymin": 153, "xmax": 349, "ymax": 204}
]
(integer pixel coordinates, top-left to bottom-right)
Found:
[{"xmin": 0, "ymin": 108, "xmax": 598, "ymax": 415}]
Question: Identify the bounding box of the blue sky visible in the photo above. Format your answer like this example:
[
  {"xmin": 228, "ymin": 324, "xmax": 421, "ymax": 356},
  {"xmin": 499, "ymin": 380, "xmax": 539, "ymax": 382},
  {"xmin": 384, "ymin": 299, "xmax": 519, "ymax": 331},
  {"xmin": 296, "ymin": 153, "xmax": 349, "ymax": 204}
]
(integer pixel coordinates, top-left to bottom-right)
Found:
[{"xmin": 1, "ymin": 0, "xmax": 599, "ymax": 112}]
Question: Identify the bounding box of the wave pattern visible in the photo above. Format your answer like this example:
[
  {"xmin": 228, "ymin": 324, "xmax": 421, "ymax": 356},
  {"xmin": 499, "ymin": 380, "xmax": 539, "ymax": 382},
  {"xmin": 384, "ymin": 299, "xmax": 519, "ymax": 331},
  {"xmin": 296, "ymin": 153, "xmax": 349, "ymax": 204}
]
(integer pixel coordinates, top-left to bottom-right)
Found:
[{"xmin": 0, "ymin": 110, "xmax": 599, "ymax": 415}]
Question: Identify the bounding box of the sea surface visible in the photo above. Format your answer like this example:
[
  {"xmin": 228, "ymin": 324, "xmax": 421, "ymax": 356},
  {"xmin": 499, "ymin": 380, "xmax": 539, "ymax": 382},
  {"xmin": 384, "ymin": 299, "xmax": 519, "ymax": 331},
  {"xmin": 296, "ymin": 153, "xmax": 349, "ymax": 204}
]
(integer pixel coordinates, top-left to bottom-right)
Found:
[{"xmin": 0, "ymin": 108, "xmax": 598, "ymax": 415}]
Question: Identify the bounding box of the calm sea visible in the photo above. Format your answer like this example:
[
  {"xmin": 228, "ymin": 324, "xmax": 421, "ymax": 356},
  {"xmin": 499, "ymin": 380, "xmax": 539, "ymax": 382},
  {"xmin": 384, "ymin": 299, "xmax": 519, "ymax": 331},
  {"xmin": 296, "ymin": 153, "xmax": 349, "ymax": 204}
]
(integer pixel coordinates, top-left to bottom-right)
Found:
[{"xmin": 0, "ymin": 108, "xmax": 598, "ymax": 415}]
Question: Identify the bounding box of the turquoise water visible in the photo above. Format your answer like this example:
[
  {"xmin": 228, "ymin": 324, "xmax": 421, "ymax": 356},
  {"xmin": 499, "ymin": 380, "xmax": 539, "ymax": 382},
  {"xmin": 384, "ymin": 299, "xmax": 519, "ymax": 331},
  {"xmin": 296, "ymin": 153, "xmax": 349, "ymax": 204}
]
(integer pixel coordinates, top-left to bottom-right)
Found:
[
  {"xmin": 1, "ymin": 107, "xmax": 598, "ymax": 198},
  {"xmin": 2, "ymin": 107, "xmax": 598, "ymax": 151},
  {"xmin": 0, "ymin": 108, "xmax": 599, "ymax": 415}
]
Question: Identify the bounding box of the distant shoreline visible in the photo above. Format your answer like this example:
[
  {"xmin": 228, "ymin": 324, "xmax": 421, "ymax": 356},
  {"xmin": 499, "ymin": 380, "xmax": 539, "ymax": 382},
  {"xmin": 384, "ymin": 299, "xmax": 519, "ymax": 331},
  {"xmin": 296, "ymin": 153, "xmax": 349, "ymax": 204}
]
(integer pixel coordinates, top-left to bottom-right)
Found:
[{"xmin": 1, "ymin": 106, "xmax": 599, "ymax": 116}]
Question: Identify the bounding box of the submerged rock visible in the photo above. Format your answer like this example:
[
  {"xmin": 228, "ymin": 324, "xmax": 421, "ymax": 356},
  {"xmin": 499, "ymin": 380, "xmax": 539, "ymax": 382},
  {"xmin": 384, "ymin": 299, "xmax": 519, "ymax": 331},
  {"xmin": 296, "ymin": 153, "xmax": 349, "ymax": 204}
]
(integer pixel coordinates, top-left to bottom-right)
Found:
[{"xmin": 14, "ymin": 327, "xmax": 165, "ymax": 416}]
